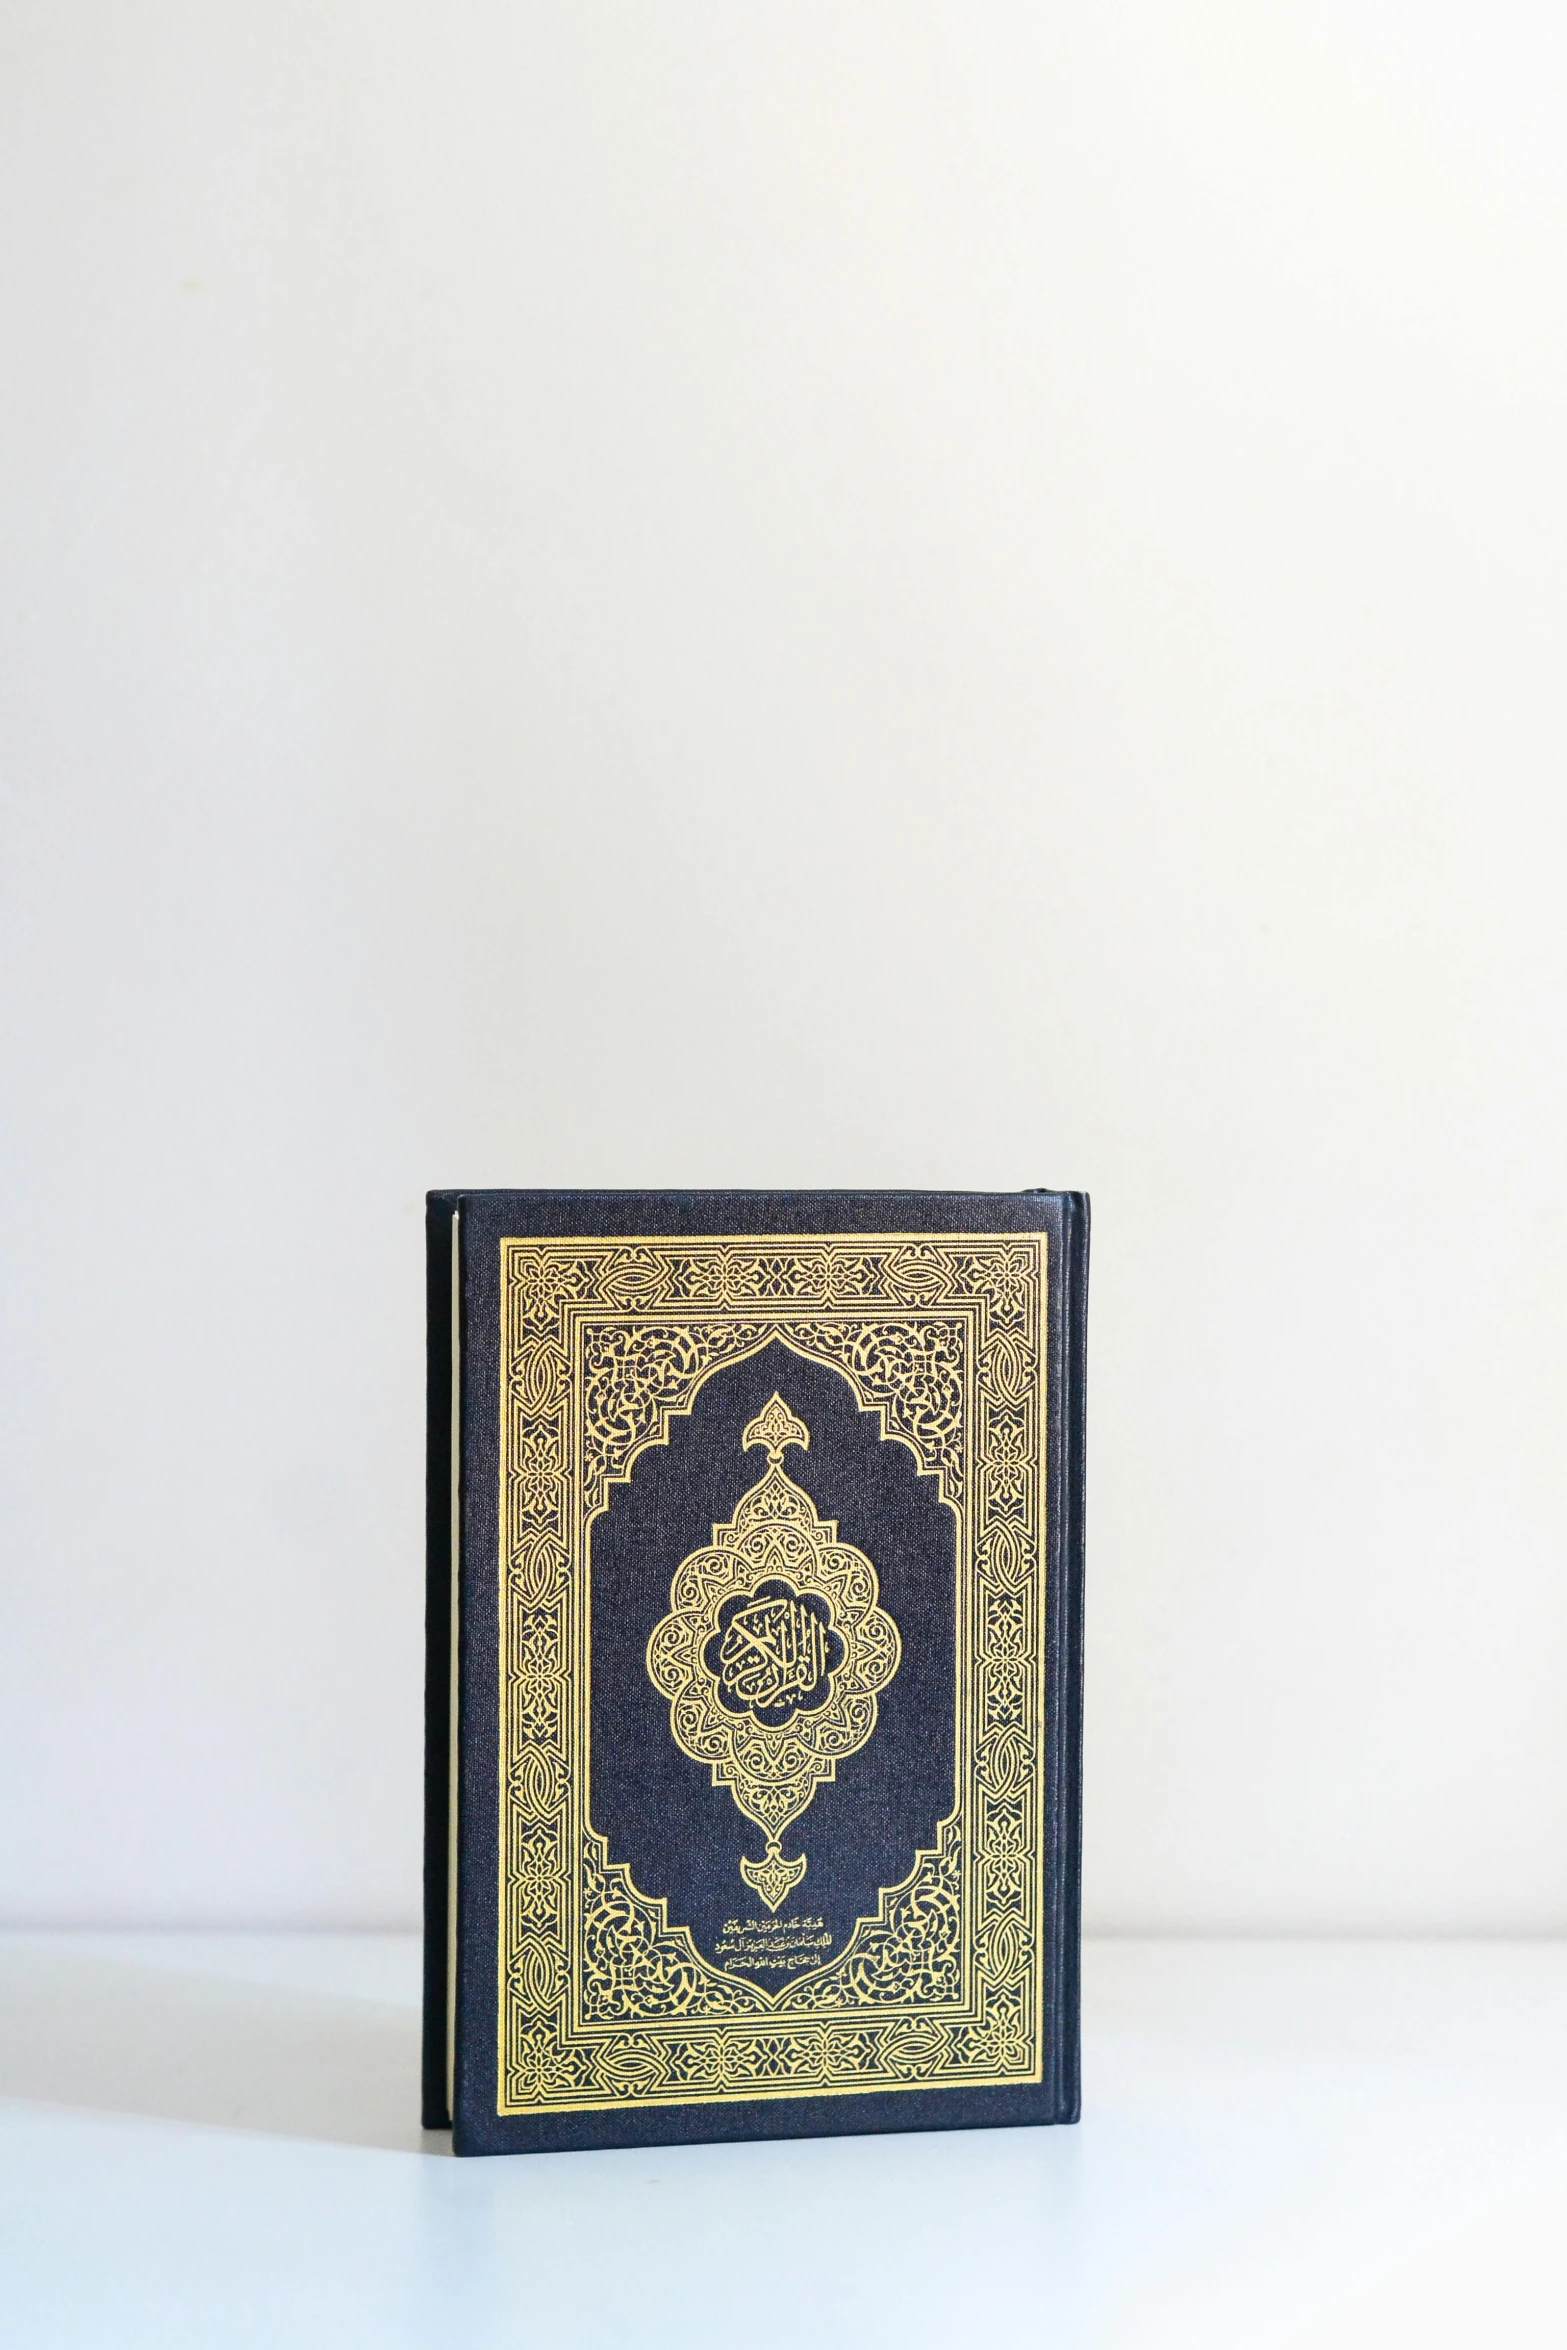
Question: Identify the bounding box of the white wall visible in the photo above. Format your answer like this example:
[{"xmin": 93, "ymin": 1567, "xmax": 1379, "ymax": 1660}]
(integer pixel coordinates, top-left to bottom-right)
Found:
[{"xmin": 3, "ymin": 1, "xmax": 1564, "ymax": 1931}]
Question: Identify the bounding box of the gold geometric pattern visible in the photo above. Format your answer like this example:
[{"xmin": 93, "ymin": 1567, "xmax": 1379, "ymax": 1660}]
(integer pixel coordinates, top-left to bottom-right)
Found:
[
  {"xmin": 497, "ymin": 1233, "xmax": 1047, "ymax": 2114},
  {"xmin": 646, "ymin": 1393, "xmax": 901, "ymax": 1907}
]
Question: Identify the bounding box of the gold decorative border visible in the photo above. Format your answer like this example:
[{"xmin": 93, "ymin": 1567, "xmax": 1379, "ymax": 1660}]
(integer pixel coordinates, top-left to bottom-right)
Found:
[{"xmin": 497, "ymin": 1234, "xmax": 1047, "ymax": 2114}]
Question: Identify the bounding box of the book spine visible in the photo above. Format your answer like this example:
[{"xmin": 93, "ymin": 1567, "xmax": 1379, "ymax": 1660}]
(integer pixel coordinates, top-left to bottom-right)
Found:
[
  {"xmin": 421, "ymin": 1195, "xmax": 458, "ymax": 2129},
  {"xmin": 1055, "ymin": 1191, "xmax": 1089, "ymax": 2121}
]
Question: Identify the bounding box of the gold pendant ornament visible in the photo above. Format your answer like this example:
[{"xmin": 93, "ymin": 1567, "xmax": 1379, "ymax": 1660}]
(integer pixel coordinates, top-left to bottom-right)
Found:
[{"xmin": 646, "ymin": 1393, "xmax": 902, "ymax": 1908}]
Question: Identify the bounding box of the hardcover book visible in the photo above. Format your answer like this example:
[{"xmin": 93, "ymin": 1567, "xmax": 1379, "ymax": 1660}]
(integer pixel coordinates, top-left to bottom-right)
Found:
[{"xmin": 425, "ymin": 1189, "xmax": 1087, "ymax": 2156}]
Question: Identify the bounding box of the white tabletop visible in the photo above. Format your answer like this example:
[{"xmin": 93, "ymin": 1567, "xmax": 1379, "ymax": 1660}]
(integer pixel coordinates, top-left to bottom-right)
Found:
[{"xmin": 3, "ymin": 1934, "xmax": 1563, "ymax": 2347}]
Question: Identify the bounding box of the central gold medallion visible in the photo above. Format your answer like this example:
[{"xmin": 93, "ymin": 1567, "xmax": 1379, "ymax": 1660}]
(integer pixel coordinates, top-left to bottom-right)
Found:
[{"xmin": 646, "ymin": 1391, "xmax": 902, "ymax": 1912}]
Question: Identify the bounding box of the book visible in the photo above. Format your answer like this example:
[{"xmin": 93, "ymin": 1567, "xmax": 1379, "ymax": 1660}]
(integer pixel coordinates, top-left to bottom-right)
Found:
[{"xmin": 424, "ymin": 1189, "xmax": 1087, "ymax": 2156}]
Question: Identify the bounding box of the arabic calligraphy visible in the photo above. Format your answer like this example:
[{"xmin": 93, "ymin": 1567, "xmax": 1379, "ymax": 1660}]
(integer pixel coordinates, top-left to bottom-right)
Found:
[
  {"xmin": 708, "ymin": 1580, "xmax": 844, "ymax": 1724},
  {"xmin": 714, "ymin": 1915, "xmax": 835, "ymax": 1973}
]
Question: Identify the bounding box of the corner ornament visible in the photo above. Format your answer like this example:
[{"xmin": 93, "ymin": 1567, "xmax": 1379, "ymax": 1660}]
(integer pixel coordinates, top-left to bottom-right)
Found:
[{"xmin": 646, "ymin": 1394, "xmax": 902, "ymax": 1912}]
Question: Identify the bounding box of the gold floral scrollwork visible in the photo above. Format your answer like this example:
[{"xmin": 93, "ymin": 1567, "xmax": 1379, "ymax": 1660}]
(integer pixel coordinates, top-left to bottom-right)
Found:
[
  {"xmin": 496, "ymin": 1231, "xmax": 1049, "ymax": 2115},
  {"xmin": 646, "ymin": 1396, "xmax": 901, "ymax": 1907}
]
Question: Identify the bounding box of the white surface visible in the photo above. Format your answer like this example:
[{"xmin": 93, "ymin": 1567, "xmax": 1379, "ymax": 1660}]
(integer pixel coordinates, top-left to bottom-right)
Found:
[
  {"xmin": 4, "ymin": 5, "xmax": 1567, "ymax": 1934},
  {"xmin": 3, "ymin": 1935, "xmax": 1565, "ymax": 2347}
]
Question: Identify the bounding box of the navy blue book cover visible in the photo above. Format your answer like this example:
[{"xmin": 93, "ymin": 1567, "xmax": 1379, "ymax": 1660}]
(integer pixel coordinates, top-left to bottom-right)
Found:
[{"xmin": 425, "ymin": 1190, "xmax": 1086, "ymax": 2156}]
